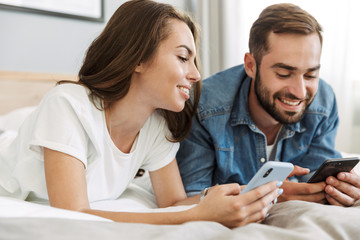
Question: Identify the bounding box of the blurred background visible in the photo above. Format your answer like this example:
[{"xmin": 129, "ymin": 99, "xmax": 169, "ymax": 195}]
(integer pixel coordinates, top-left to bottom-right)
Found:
[{"xmin": 0, "ymin": 0, "xmax": 359, "ymax": 154}]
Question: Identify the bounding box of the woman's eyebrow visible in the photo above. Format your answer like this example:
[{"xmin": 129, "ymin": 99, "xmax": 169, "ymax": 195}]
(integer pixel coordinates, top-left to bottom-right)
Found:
[{"xmin": 177, "ymin": 45, "xmax": 193, "ymax": 56}]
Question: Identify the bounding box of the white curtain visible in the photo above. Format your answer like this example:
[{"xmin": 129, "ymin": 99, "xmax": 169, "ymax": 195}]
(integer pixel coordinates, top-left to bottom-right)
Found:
[{"xmin": 192, "ymin": 0, "xmax": 360, "ymax": 154}]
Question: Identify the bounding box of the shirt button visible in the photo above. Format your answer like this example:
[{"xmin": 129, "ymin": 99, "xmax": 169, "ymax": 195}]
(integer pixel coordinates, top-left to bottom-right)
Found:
[{"xmin": 260, "ymin": 158, "xmax": 266, "ymax": 163}]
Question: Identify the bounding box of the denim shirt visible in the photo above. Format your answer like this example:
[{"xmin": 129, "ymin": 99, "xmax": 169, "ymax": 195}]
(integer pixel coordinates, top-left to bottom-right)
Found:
[{"xmin": 176, "ymin": 64, "xmax": 341, "ymax": 196}]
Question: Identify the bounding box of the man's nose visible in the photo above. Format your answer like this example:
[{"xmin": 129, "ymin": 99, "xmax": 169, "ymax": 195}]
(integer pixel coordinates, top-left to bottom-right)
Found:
[{"xmin": 289, "ymin": 75, "xmax": 307, "ymax": 99}]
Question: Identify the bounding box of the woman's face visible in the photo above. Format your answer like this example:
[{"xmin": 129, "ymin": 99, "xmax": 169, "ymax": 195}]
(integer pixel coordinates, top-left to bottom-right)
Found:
[{"xmin": 132, "ymin": 19, "xmax": 201, "ymax": 112}]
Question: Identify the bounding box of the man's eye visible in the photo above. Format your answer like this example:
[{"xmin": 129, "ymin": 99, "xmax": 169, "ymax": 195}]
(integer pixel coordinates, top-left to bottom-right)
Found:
[
  {"xmin": 276, "ymin": 73, "xmax": 290, "ymax": 78},
  {"xmin": 304, "ymin": 75, "xmax": 316, "ymax": 80}
]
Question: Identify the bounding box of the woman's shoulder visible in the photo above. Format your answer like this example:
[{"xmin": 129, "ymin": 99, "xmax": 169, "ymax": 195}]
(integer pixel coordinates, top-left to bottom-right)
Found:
[
  {"xmin": 46, "ymin": 83, "xmax": 89, "ymax": 100},
  {"xmin": 41, "ymin": 83, "xmax": 96, "ymax": 110},
  {"xmin": 36, "ymin": 83, "xmax": 103, "ymax": 128}
]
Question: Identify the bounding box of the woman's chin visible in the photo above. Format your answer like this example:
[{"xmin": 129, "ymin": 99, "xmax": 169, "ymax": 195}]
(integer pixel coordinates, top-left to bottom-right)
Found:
[{"xmin": 168, "ymin": 103, "xmax": 186, "ymax": 113}]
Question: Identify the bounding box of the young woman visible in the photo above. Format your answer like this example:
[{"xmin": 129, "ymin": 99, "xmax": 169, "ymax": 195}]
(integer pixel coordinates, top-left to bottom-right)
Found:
[{"xmin": 0, "ymin": 0, "xmax": 281, "ymax": 228}]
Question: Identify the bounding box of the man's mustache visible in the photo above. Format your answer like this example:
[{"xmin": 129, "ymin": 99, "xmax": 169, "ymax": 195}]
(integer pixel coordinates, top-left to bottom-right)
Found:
[{"xmin": 275, "ymin": 92, "xmax": 311, "ymax": 101}]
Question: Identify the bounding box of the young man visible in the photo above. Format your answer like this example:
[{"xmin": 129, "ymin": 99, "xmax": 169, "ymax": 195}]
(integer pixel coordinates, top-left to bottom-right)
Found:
[{"xmin": 177, "ymin": 3, "xmax": 360, "ymax": 207}]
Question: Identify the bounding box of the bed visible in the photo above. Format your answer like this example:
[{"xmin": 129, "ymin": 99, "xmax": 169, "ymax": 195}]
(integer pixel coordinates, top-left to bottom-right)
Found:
[{"xmin": 1, "ymin": 71, "xmax": 360, "ymax": 240}]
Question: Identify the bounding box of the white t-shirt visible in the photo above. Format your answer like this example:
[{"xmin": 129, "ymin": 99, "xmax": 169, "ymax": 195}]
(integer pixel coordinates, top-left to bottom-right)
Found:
[{"xmin": 0, "ymin": 84, "xmax": 179, "ymax": 203}]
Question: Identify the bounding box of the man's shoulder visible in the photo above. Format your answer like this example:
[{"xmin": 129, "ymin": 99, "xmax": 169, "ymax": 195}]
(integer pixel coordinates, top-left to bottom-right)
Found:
[
  {"xmin": 307, "ymin": 79, "xmax": 337, "ymax": 116},
  {"xmin": 198, "ymin": 65, "xmax": 247, "ymax": 118}
]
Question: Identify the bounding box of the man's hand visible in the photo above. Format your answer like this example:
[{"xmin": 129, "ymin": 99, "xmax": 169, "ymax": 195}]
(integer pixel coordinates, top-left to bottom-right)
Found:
[
  {"xmin": 287, "ymin": 165, "xmax": 310, "ymax": 178},
  {"xmin": 277, "ymin": 181, "xmax": 326, "ymax": 203},
  {"xmin": 277, "ymin": 165, "xmax": 327, "ymax": 203},
  {"xmin": 325, "ymin": 171, "xmax": 360, "ymax": 206}
]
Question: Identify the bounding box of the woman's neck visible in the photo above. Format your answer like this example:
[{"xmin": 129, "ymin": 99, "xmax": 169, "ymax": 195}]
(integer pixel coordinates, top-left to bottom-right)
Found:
[{"xmin": 105, "ymin": 94, "xmax": 153, "ymax": 153}]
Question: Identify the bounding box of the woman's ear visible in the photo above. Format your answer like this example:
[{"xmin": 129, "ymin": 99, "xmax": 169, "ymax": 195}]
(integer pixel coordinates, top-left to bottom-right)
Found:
[
  {"xmin": 134, "ymin": 63, "xmax": 142, "ymax": 73},
  {"xmin": 244, "ymin": 53, "xmax": 257, "ymax": 79}
]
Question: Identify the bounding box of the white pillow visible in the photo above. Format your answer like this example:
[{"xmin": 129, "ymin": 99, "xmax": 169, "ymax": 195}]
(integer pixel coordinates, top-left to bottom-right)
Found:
[{"xmin": 0, "ymin": 106, "xmax": 36, "ymax": 131}]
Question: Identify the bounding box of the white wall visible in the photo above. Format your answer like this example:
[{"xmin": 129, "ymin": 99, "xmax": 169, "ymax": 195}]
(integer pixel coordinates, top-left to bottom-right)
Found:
[{"xmin": 0, "ymin": 0, "xmax": 190, "ymax": 75}]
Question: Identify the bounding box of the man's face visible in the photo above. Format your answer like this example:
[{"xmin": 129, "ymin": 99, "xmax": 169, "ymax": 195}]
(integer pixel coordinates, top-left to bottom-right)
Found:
[{"xmin": 254, "ymin": 32, "xmax": 322, "ymax": 124}]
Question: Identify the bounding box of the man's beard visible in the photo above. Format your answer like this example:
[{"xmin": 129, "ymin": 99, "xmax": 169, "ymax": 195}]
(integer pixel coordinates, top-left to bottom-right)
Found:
[{"xmin": 253, "ymin": 70, "xmax": 314, "ymax": 124}]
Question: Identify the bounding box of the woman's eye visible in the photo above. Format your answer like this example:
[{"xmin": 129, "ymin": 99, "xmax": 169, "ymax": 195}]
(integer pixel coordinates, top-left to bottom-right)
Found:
[{"xmin": 178, "ymin": 56, "xmax": 188, "ymax": 63}]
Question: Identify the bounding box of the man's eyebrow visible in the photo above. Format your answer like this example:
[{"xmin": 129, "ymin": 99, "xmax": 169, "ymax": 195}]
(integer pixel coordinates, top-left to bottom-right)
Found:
[
  {"xmin": 177, "ymin": 45, "xmax": 193, "ymax": 55},
  {"xmin": 271, "ymin": 63, "xmax": 321, "ymax": 72},
  {"xmin": 307, "ymin": 65, "xmax": 321, "ymax": 72},
  {"xmin": 271, "ymin": 63, "xmax": 297, "ymax": 71}
]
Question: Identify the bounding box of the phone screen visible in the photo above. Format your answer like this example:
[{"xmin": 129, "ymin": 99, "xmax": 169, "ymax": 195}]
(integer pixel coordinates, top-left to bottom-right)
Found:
[{"xmin": 307, "ymin": 157, "xmax": 360, "ymax": 183}]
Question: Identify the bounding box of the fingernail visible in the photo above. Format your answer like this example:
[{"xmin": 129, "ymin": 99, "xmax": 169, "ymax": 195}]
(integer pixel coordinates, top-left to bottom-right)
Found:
[
  {"xmin": 326, "ymin": 185, "xmax": 333, "ymax": 193},
  {"xmin": 339, "ymin": 173, "xmax": 345, "ymax": 180},
  {"xmin": 276, "ymin": 181, "xmax": 283, "ymax": 187},
  {"xmin": 266, "ymin": 213, "xmax": 270, "ymax": 218},
  {"xmin": 278, "ymin": 188, "xmax": 283, "ymax": 195},
  {"xmin": 274, "ymin": 198, "xmax": 277, "ymax": 204}
]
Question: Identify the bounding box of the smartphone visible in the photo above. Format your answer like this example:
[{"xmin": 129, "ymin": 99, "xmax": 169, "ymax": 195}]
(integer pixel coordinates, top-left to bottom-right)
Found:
[
  {"xmin": 241, "ymin": 161, "xmax": 294, "ymax": 193},
  {"xmin": 307, "ymin": 157, "xmax": 360, "ymax": 183}
]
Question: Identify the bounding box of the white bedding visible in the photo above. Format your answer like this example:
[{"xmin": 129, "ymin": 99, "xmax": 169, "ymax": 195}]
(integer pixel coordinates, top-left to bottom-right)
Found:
[
  {"xmin": 0, "ymin": 106, "xmax": 36, "ymax": 132},
  {"xmin": 0, "ymin": 196, "xmax": 110, "ymax": 222},
  {"xmin": 2, "ymin": 196, "xmax": 360, "ymax": 240}
]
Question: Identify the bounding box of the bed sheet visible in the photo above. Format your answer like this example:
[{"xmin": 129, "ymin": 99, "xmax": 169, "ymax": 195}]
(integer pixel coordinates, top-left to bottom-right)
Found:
[
  {"xmin": 1, "ymin": 198, "xmax": 360, "ymax": 240},
  {"xmin": 0, "ymin": 196, "xmax": 110, "ymax": 222}
]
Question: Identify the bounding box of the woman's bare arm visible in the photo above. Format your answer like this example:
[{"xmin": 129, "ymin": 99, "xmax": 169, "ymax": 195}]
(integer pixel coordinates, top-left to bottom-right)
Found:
[
  {"xmin": 44, "ymin": 148, "xmax": 281, "ymax": 227},
  {"xmin": 44, "ymin": 148, "xmax": 197, "ymax": 224}
]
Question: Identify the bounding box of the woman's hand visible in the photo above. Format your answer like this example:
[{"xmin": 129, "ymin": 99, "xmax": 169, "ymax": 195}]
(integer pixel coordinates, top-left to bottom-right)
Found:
[{"xmin": 191, "ymin": 182, "xmax": 281, "ymax": 228}]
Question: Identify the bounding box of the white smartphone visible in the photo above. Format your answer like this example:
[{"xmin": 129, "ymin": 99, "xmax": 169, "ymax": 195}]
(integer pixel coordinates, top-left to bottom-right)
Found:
[{"xmin": 241, "ymin": 161, "xmax": 294, "ymax": 193}]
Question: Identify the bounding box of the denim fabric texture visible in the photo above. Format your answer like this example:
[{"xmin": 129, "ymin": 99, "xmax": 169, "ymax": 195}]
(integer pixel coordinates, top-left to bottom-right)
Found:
[{"xmin": 176, "ymin": 64, "xmax": 341, "ymax": 196}]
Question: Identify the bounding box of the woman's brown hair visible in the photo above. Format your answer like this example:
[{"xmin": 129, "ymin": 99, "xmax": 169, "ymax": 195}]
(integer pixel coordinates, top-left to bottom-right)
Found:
[
  {"xmin": 59, "ymin": 0, "xmax": 201, "ymax": 142},
  {"xmin": 249, "ymin": 3, "xmax": 323, "ymax": 64}
]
